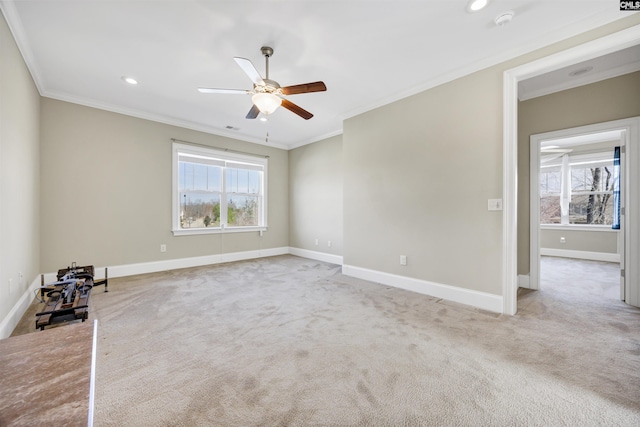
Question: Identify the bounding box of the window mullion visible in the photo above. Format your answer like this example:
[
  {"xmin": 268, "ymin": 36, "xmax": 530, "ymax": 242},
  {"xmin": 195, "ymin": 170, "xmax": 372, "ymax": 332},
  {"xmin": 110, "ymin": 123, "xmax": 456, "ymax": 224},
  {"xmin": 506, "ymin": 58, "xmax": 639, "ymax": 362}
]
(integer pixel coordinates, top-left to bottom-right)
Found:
[
  {"xmin": 220, "ymin": 167, "xmax": 227, "ymax": 228},
  {"xmin": 560, "ymin": 155, "xmax": 570, "ymax": 225}
]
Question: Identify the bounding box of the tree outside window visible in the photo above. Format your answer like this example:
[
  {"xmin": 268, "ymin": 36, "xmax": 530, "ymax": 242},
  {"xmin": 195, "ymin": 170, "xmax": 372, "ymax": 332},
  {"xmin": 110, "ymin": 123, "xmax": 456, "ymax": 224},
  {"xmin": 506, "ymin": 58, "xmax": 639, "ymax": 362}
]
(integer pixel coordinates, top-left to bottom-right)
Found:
[
  {"xmin": 540, "ymin": 153, "xmax": 613, "ymax": 226},
  {"xmin": 173, "ymin": 143, "xmax": 267, "ymax": 235}
]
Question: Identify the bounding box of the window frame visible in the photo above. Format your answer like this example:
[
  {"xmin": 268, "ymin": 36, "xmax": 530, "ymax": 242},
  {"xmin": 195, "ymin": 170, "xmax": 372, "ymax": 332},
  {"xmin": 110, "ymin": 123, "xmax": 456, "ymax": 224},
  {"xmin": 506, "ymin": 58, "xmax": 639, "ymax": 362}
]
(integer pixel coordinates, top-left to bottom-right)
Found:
[
  {"xmin": 539, "ymin": 151, "xmax": 614, "ymax": 227},
  {"xmin": 172, "ymin": 142, "xmax": 268, "ymax": 236}
]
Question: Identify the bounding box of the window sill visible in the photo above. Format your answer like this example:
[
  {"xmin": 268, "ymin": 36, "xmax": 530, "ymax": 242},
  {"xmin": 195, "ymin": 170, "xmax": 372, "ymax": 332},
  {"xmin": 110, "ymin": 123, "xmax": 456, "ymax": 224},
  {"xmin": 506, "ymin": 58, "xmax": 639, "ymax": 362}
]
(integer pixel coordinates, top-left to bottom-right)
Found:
[
  {"xmin": 172, "ymin": 226, "xmax": 267, "ymax": 237},
  {"xmin": 540, "ymin": 224, "xmax": 617, "ymax": 232}
]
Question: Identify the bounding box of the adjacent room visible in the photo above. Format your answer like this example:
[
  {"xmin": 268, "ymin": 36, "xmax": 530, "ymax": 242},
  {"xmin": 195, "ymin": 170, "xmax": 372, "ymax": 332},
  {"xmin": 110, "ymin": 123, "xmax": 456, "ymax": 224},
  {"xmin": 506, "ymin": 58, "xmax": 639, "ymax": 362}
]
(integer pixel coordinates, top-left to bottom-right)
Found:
[{"xmin": 1, "ymin": 1, "xmax": 639, "ymax": 425}]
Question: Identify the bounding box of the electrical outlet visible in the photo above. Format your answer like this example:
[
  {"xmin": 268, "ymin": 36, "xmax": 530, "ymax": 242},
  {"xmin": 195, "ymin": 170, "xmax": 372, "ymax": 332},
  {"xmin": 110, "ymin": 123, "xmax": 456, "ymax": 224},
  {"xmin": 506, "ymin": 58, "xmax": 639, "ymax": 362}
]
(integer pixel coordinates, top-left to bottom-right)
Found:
[
  {"xmin": 328, "ymin": 241, "xmax": 332, "ymax": 247},
  {"xmin": 400, "ymin": 255, "xmax": 407, "ymax": 266},
  {"xmin": 560, "ymin": 237, "xmax": 566, "ymax": 244},
  {"xmin": 160, "ymin": 244, "xmax": 167, "ymax": 252},
  {"xmin": 315, "ymin": 239, "xmax": 319, "ymax": 246}
]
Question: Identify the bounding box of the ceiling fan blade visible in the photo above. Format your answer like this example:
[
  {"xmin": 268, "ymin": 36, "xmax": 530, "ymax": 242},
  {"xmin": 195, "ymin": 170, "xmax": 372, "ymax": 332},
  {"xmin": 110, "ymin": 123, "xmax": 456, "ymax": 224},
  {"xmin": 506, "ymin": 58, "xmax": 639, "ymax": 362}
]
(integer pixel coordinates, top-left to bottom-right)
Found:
[
  {"xmin": 540, "ymin": 148, "xmax": 573, "ymax": 153},
  {"xmin": 246, "ymin": 104, "xmax": 260, "ymax": 119},
  {"xmin": 197, "ymin": 87, "xmax": 250, "ymax": 94},
  {"xmin": 281, "ymin": 81, "xmax": 327, "ymax": 95},
  {"xmin": 281, "ymin": 99, "xmax": 313, "ymax": 120},
  {"xmin": 234, "ymin": 57, "xmax": 265, "ymax": 86}
]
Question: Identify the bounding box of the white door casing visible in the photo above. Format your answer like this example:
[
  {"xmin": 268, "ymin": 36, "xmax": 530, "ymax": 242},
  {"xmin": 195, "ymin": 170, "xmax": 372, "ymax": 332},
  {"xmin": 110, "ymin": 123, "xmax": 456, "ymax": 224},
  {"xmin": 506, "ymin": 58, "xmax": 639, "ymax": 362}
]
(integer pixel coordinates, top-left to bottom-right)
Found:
[
  {"xmin": 503, "ymin": 24, "xmax": 640, "ymax": 314},
  {"xmin": 529, "ymin": 120, "xmax": 638, "ymax": 303}
]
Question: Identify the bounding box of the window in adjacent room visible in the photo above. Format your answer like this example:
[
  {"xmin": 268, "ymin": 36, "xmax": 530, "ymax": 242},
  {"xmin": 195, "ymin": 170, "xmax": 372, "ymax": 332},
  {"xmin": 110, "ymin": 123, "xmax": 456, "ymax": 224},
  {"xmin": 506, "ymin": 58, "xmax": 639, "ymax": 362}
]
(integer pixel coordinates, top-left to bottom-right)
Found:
[
  {"xmin": 540, "ymin": 150, "xmax": 614, "ymax": 226},
  {"xmin": 172, "ymin": 142, "xmax": 267, "ymax": 235}
]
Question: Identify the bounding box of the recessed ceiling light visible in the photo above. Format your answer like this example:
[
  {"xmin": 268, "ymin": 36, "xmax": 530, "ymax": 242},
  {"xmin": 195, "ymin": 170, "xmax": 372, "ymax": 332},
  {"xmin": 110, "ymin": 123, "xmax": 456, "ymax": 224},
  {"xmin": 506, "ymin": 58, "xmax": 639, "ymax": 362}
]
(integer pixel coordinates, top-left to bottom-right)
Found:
[
  {"xmin": 260, "ymin": 117, "xmax": 268, "ymax": 122},
  {"xmin": 121, "ymin": 76, "xmax": 138, "ymax": 85},
  {"xmin": 467, "ymin": 0, "xmax": 489, "ymax": 12}
]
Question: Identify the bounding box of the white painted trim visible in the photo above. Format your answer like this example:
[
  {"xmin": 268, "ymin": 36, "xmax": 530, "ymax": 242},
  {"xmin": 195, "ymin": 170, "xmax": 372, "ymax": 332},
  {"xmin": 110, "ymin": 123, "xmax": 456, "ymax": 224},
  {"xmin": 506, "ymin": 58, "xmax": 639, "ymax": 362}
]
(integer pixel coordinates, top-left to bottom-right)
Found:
[
  {"xmin": 503, "ymin": 24, "xmax": 640, "ymax": 315},
  {"xmin": 503, "ymin": 66, "xmax": 519, "ymax": 315},
  {"xmin": 93, "ymin": 247, "xmax": 290, "ymax": 279},
  {"xmin": 519, "ymin": 61, "xmax": 640, "ymax": 101},
  {"xmin": 622, "ymin": 119, "xmax": 640, "ymax": 306},
  {"xmin": 88, "ymin": 320, "xmax": 98, "ymax": 427},
  {"xmin": 342, "ymin": 264, "xmax": 503, "ymax": 314},
  {"xmin": 540, "ymin": 224, "xmax": 618, "ymax": 232},
  {"xmin": 530, "ymin": 118, "xmax": 638, "ymax": 294},
  {"xmin": 0, "ymin": 247, "xmax": 300, "ymax": 337},
  {"xmin": 342, "ymin": 11, "xmax": 625, "ymax": 122},
  {"xmin": 288, "ymin": 247, "xmax": 343, "ymax": 265},
  {"xmin": 529, "ymin": 135, "xmax": 541, "ymax": 291},
  {"xmin": 49, "ymin": 90, "xmax": 292, "ymax": 150},
  {"xmin": 0, "ymin": 275, "xmax": 43, "ymax": 339},
  {"xmin": 540, "ymin": 248, "xmax": 620, "ymax": 263},
  {"xmin": 518, "ymin": 275, "xmax": 531, "ymax": 289}
]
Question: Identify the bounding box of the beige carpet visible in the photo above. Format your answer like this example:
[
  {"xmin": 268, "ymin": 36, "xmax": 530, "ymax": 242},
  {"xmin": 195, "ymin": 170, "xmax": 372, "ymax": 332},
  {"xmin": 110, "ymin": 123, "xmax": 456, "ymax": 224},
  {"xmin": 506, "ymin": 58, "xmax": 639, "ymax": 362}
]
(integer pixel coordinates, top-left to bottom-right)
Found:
[{"xmin": 12, "ymin": 255, "xmax": 640, "ymax": 426}]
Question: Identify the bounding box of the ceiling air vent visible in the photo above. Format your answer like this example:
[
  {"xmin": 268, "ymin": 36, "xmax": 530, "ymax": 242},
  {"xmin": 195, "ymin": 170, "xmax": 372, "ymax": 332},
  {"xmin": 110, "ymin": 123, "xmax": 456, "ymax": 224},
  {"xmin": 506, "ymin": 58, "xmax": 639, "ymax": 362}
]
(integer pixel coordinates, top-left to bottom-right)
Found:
[
  {"xmin": 568, "ymin": 66, "xmax": 593, "ymax": 77},
  {"xmin": 225, "ymin": 125, "xmax": 240, "ymax": 131}
]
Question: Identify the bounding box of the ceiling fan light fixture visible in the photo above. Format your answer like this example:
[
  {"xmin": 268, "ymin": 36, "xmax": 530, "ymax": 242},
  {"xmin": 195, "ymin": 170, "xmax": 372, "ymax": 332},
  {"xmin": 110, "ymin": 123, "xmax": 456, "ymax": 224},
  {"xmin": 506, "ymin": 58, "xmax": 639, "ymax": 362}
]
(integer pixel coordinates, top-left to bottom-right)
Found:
[{"xmin": 252, "ymin": 92, "xmax": 282, "ymax": 115}]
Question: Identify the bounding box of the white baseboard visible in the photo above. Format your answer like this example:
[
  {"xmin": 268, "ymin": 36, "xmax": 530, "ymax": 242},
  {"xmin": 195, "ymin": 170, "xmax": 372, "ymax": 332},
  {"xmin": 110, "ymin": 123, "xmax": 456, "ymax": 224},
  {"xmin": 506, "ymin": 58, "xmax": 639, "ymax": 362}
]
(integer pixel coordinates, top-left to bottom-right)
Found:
[
  {"xmin": 341, "ymin": 264, "xmax": 503, "ymax": 314},
  {"xmin": 518, "ymin": 274, "xmax": 531, "ymax": 289},
  {"xmin": 4, "ymin": 249, "xmax": 505, "ymax": 336},
  {"xmin": 540, "ymin": 248, "xmax": 620, "ymax": 263},
  {"xmin": 90, "ymin": 247, "xmax": 290, "ymax": 280},
  {"xmin": 0, "ymin": 276, "xmax": 42, "ymax": 339},
  {"xmin": 0, "ymin": 247, "xmax": 290, "ymax": 338},
  {"xmin": 288, "ymin": 247, "xmax": 343, "ymax": 265}
]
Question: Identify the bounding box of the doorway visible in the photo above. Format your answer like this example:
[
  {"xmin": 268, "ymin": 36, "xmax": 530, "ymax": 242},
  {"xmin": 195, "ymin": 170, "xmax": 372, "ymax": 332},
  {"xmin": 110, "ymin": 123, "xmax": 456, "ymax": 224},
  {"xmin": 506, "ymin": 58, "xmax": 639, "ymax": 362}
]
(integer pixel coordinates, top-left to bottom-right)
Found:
[
  {"xmin": 502, "ymin": 25, "xmax": 640, "ymax": 315},
  {"xmin": 529, "ymin": 124, "xmax": 628, "ymax": 304},
  {"xmin": 529, "ymin": 118, "xmax": 639, "ymax": 308}
]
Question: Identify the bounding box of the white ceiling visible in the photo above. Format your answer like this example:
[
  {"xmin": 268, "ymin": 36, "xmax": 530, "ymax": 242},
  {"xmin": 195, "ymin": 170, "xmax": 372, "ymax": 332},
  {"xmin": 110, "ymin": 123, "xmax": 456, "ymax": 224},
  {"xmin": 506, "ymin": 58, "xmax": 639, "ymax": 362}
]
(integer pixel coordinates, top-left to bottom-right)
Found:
[{"xmin": 1, "ymin": 1, "xmax": 636, "ymax": 149}]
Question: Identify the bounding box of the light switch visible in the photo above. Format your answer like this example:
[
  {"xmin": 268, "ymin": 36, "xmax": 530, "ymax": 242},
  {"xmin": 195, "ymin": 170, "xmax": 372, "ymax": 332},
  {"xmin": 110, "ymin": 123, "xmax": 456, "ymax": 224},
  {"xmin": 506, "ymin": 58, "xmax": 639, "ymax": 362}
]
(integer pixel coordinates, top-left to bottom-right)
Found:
[{"xmin": 488, "ymin": 199, "xmax": 503, "ymax": 211}]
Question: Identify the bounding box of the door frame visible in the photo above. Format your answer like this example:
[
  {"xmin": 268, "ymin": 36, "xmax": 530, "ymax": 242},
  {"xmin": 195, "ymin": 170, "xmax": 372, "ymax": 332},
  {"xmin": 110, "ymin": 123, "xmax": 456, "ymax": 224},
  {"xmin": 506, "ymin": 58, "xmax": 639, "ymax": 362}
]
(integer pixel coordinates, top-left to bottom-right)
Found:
[
  {"xmin": 528, "ymin": 120, "xmax": 637, "ymax": 298},
  {"xmin": 502, "ymin": 24, "xmax": 640, "ymax": 315}
]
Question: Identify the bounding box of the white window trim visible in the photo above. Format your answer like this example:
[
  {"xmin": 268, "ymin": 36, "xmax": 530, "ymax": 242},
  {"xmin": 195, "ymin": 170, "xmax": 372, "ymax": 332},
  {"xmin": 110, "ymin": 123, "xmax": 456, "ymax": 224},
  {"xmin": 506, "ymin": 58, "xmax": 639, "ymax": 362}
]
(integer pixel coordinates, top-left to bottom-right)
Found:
[
  {"xmin": 540, "ymin": 224, "xmax": 617, "ymax": 232},
  {"xmin": 172, "ymin": 142, "xmax": 268, "ymax": 236},
  {"xmin": 540, "ymin": 151, "xmax": 614, "ymax": 226}
]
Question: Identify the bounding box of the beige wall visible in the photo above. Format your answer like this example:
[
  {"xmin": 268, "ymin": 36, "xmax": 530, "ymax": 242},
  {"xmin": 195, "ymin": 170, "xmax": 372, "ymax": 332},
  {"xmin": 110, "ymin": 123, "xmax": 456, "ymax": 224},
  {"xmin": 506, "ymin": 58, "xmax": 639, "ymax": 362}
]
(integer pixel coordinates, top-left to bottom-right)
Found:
[
  {"xmin": 39, "ymin": 99, "xmax": 289, "ymax": 272},
  {"xmin": 518, "ymin": 70, "xmax": 640, "ymax": 274},
  {"xmin": 344, "ymin": 68, "xmax": 504, "ymax": 294},
  {"xmin": 343, "ymin": 17, "xmax": 640, "ymax": 297},
  {"xmin": 0, "ymin": 10, "xmax": 41, "ymax": 326},
  {"xmin": 541, "ymin": 228, "xmax": 618, "ymax": 254},
  {"xmin": 289, "ymin": 135, "xmax": 343, "ymax": 256}
]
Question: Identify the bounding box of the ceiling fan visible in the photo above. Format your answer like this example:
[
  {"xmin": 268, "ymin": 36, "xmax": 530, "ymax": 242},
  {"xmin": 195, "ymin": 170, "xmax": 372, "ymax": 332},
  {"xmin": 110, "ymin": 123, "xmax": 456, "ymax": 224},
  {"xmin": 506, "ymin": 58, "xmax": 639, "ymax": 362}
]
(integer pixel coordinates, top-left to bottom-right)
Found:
[
  {"xmin": 198, "ymin": 46, "xmax": 327, "ymax": 120},
  {"xmin": 540, "ymin": 146, "xmax": 573, "ymax": 164}
]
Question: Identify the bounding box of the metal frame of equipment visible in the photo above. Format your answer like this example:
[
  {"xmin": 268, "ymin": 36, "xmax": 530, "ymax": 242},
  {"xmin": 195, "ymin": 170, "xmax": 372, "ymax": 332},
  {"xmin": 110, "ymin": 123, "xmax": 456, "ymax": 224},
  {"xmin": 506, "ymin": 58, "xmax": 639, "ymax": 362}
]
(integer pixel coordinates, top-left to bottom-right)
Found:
[{"xmin": 35, "ymin": 263, "xmax": 108, "ymax": 330}]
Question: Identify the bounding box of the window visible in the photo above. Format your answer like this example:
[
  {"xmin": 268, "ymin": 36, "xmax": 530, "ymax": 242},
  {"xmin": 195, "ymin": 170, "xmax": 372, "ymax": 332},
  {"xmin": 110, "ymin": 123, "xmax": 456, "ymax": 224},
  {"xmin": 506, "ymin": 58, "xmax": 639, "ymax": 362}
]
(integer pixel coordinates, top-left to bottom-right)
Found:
[
  {"xmin": 172, "ymin": 143, "xmax": 267, "ymax": 235},
  {"xmin": 540, "ymin": 151, "xmax": 614, "ymax": 226}
]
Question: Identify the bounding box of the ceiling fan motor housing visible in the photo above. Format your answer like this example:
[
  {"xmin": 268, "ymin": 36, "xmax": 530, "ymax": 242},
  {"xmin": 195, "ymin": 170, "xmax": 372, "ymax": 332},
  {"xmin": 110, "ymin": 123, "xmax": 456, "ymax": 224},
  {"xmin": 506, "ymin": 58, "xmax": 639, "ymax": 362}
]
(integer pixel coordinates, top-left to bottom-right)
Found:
[{"xmin": 255, "ymin": 78, "xmax": 282, "ymax": 95}]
